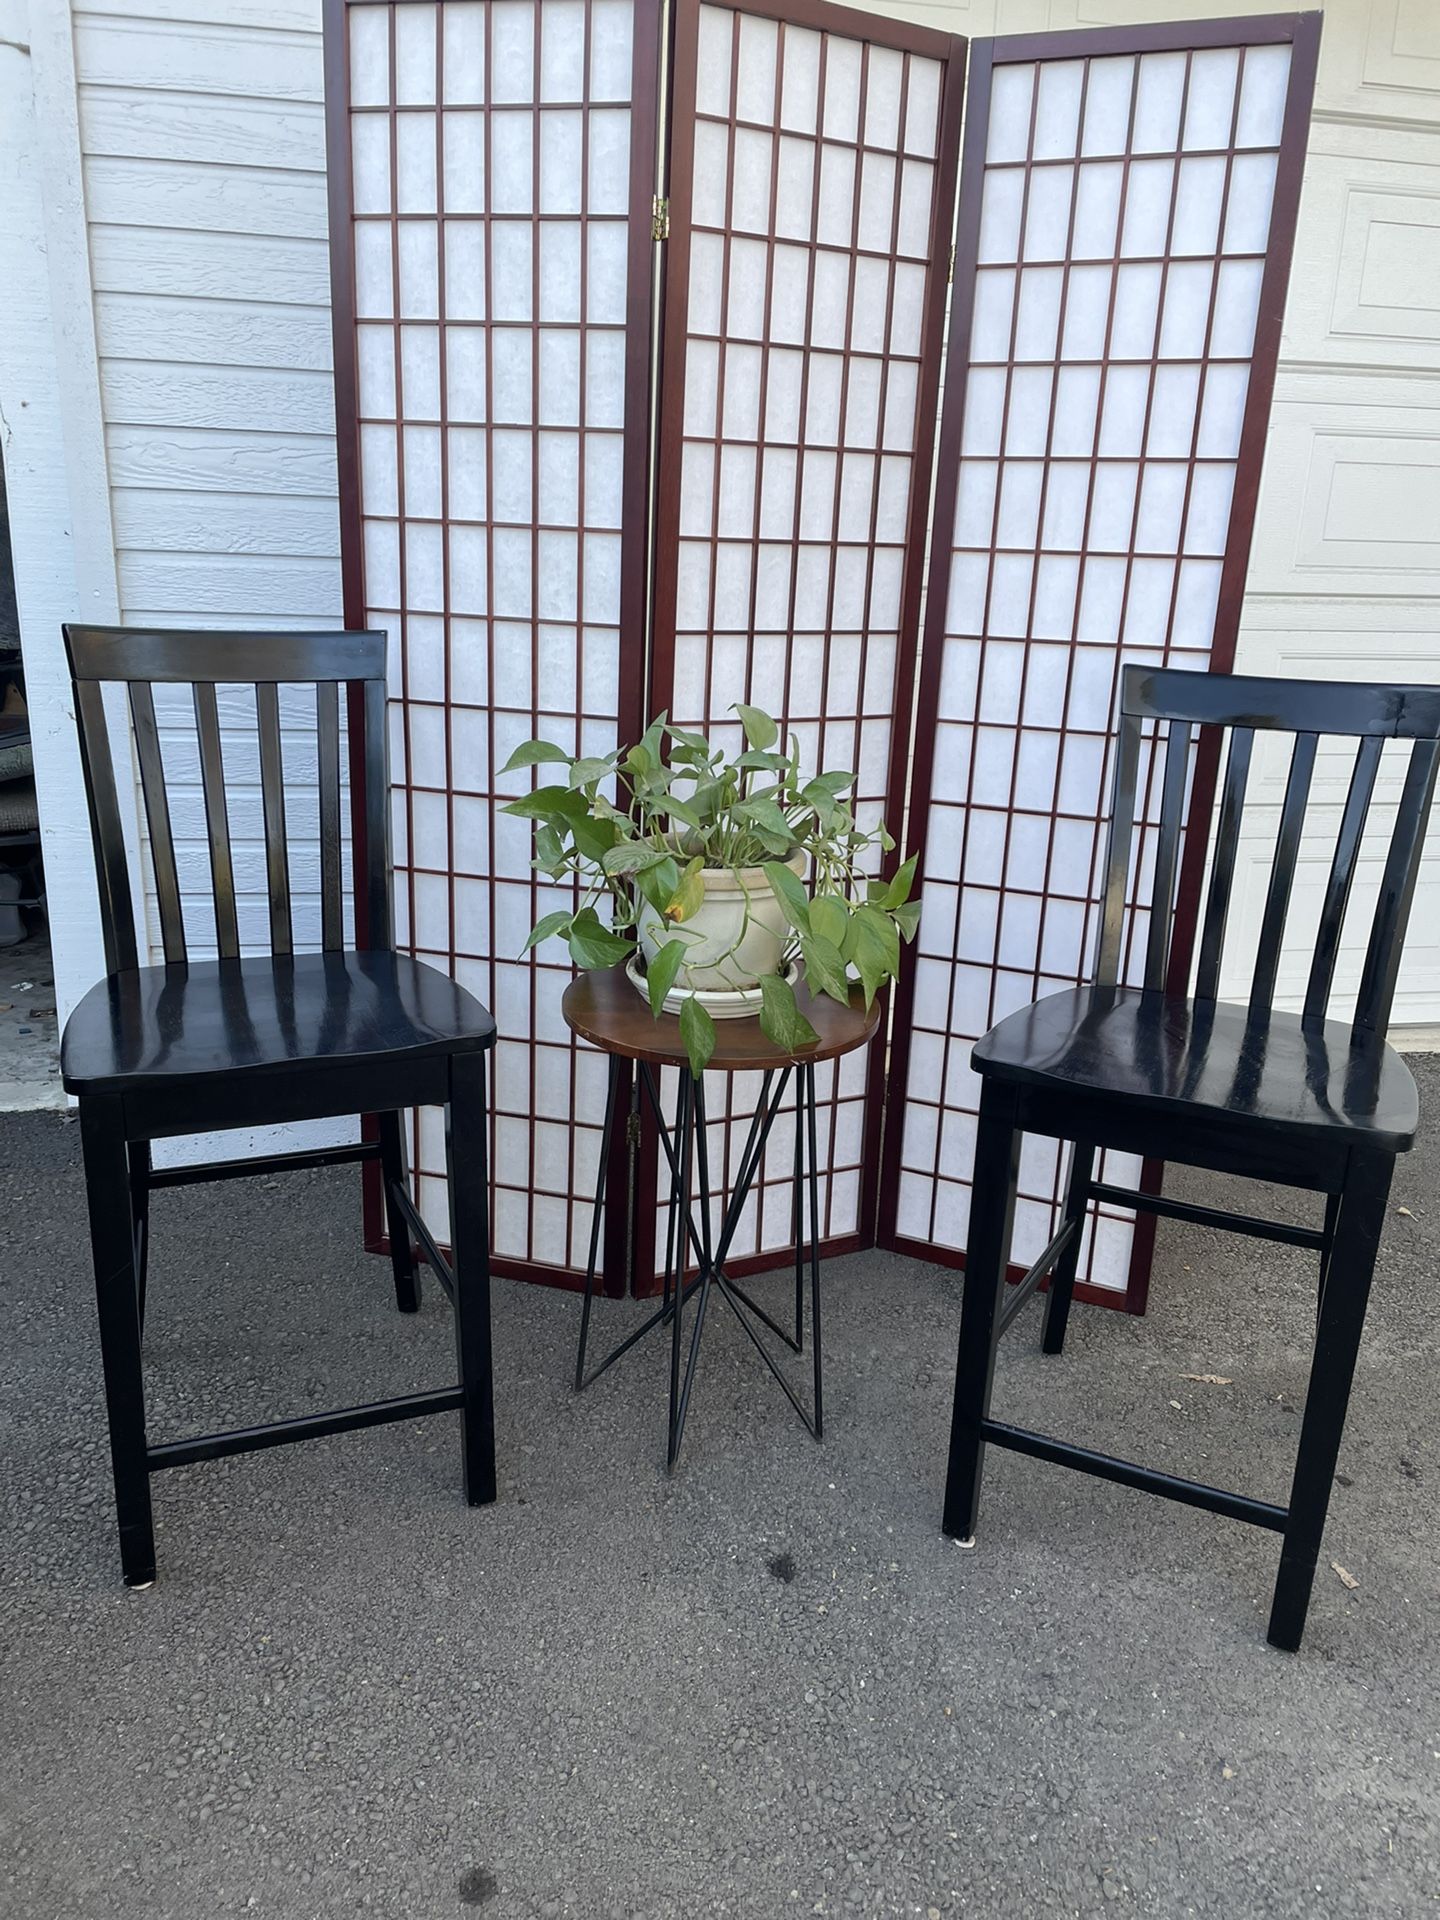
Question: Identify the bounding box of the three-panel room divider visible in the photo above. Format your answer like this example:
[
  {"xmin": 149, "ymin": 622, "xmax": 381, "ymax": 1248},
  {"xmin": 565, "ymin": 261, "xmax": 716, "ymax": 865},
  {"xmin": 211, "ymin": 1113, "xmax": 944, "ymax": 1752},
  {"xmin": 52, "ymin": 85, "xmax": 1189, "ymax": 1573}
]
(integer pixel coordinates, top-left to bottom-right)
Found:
[{"xmin": 323, "ymin": 0, "xmax": 1320, "ymax": 1310}]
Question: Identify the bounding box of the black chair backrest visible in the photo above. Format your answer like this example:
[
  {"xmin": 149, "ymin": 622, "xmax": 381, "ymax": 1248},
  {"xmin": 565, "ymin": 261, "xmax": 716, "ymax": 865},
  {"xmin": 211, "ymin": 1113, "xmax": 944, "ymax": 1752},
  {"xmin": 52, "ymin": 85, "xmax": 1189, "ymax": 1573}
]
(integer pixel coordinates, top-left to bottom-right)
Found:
[
  {"xmin": 64, "ymin": 626, "xmax": 392, "ymax": 976},
  {"xmin": 1099, "ymin": 667, "xmax": 1440, "ymax": 1036}
]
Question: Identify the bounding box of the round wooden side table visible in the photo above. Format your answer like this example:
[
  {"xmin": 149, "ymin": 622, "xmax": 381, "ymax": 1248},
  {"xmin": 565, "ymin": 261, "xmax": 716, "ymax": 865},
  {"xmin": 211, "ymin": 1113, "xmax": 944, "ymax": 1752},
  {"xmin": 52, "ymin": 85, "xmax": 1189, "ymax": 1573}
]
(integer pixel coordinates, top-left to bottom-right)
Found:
[{"xmin": 562, "ymin": 965, "xmax": 882, "ymax": 1470}]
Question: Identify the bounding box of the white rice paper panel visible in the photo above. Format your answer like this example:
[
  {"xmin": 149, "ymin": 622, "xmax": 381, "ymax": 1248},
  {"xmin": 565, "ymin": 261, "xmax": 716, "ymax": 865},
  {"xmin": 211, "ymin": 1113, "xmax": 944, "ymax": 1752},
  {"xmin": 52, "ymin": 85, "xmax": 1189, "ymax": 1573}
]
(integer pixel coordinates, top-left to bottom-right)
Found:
[
  {"xmin": 891, "ymin": 34, "xmax": 1298, "ymax": 1294},
  {"xmin": 652, "ymin": 1, "xmax": 955, "ymax": 1273},
  {"xmin": 343, "ymin": 0, "xmax": 646, "ymax": 1276}
]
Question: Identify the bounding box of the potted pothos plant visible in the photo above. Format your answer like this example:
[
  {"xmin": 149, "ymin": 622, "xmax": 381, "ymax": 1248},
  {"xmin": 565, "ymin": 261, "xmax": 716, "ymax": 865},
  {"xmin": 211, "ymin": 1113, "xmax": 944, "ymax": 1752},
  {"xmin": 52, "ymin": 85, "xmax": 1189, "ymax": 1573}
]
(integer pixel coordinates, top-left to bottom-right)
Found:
[{"xmin": 500, "ymin": 705, "xmax": 920, "ymax": 1075}]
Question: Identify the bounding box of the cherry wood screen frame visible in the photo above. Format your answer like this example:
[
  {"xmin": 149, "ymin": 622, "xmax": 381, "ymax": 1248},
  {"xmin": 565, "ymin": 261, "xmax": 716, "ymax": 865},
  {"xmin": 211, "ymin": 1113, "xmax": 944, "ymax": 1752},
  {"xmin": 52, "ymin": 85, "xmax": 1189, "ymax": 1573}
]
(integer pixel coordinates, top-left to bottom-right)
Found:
[
  {"xmin": 326, "ymin": 0, "xmax": 663, "ymax": 1292},
  {"xmin": 637, "ymin": 0, "xmax": 966, "ymax": 1289},
  {"xmin": 322, "ymin": 0, "xmax": 1320, "ymax": 1313},
  {"xmin": 877, "ymin": 11, "xmax": 1322, "ymax": 1312}
]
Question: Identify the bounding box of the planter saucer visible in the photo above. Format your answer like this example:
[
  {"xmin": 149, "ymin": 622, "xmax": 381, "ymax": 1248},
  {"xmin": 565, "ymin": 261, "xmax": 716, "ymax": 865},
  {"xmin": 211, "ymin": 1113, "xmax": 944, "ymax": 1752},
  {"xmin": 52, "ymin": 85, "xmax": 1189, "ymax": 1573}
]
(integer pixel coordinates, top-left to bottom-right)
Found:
[{"xmin": 624, "ymin": 954, "xmax": 799, "ymax": 1021}]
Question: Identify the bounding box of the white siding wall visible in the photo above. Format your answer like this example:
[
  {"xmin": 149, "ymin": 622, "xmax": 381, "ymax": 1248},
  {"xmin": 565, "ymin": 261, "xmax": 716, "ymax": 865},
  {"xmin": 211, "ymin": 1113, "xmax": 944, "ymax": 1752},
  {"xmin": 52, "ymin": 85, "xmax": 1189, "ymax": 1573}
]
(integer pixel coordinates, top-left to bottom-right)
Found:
[
  {"xmin": 74, "ymin": 0, "xmax": 347, "ymax": 964},
  {"xmin": 66, "ymin": 0, "xmax": 355, "ymax": 1157},
  {"xmin": 0, "ymin": 0, "xmax": 121, "ymax": 1056}
]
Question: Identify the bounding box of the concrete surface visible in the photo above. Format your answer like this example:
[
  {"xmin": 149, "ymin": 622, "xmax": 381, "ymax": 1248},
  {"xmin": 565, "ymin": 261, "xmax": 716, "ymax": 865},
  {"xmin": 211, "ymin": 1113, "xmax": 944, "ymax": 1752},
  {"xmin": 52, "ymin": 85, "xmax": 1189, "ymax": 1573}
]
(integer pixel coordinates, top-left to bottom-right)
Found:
[
  {"xmin": 0, "ymin": 929, "xmax": 64, "ymax": 1113},
  {"xmin": 1, "ymin": 1071, "xmax": 1437, "ymax": 1920}
]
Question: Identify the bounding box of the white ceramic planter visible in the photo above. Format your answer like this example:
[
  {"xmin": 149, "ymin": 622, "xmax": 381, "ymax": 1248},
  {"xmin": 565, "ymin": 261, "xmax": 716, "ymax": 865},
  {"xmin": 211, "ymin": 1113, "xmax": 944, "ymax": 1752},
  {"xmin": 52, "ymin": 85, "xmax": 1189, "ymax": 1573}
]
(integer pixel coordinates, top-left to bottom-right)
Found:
[{"xmin": 634, "ymin": 853, "xmax": 805, "ymax": 1016}]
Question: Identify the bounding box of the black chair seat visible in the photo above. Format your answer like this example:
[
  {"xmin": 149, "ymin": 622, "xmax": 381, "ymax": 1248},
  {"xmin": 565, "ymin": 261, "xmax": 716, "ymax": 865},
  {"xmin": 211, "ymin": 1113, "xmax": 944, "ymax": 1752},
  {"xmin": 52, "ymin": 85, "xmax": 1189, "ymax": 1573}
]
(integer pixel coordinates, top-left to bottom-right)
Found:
[
  {"xmin": 974, "ymin": 985, "xmax": 1418, "ymax": 1152},
  {"xmin": 62, "ymin": 950, "xmax": 496, "ymax": 1095}
]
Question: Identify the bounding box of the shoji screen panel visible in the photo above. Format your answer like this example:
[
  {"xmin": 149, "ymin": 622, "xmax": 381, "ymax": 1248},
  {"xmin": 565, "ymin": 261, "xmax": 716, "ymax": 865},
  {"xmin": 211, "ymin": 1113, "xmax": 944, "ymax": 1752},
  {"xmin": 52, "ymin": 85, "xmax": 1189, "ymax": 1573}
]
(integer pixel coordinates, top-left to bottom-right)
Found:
[
  {"xmin": 327, "ymin": 0, "xmax": 660, "ymax": 1286},
  {"xmin": 644, "ymin": 0, "xmax": 965, "ymax": 1283},
  {"xmin": 880, "ymin": 16, "xmax": 1320, "ymax": 1307}
]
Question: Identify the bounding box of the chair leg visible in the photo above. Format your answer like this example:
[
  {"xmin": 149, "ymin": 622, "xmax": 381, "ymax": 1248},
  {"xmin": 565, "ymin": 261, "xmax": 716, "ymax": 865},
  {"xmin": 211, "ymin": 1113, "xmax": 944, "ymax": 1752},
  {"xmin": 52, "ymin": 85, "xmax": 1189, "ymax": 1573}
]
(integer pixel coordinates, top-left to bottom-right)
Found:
[
  {"xmin": 1268, "ymin": 1150, "xmax": 1393, "ymax": 1653},
  {"xmin": 377, "ymin": 1110, "xmax": 421, "ymax": 1313},
  {"xmin": 81, "ymin": 1095, "xmax": 156, "ymax": 1587},
  {"xmin": 128, "ymin": 1139, "xmax": 151, "ymax": 1338},
  {"xmin": 942, "ymin": 1081, "xmax": 1022, "ymax": 1541},
  {"xmin": 1041, "ymin": 1139, "xmax": 1094, "ymax": 1357},
  {"xmin": 446, "ymin": 1052, "xmax": 496, "ymax": 1508}
]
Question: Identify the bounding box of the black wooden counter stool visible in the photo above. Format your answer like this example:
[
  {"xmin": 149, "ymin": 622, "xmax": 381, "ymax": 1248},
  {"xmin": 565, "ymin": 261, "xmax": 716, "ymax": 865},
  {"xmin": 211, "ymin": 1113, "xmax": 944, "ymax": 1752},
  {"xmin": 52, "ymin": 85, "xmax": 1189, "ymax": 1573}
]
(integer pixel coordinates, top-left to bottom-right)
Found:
[
  {"xmin": 944, "ymin": 666, "xmax": 1439, "ymax": 1651},
  {"xmin": 61, "ymin": 625, "xmax": 497, "ymax": 1586}
]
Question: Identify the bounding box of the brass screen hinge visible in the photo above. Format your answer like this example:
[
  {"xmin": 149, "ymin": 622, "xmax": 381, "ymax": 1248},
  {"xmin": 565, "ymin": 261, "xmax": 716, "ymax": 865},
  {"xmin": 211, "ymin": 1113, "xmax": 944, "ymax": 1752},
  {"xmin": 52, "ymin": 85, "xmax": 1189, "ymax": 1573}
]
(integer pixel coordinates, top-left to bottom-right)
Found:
[
  {"xmin": 627, "ymin": 1111, "xmax": 642, "ymax": 1147},
  {"xmin": 652, "ymin": 194, "xmax": 670, "ymax": 241}
]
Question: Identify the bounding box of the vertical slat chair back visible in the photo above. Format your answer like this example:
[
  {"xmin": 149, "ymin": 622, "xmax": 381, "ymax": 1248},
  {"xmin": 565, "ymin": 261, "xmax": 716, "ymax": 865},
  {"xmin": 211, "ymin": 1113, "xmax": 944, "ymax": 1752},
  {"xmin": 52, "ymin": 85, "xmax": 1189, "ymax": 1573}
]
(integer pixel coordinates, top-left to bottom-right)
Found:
[
  {"xmin": 1097, "ymin": 666, "xmax": 1440, "ymax": 1035},
  {"xmin": 63, "ymin": 626, "xmax": 392, "ymax": 973}
]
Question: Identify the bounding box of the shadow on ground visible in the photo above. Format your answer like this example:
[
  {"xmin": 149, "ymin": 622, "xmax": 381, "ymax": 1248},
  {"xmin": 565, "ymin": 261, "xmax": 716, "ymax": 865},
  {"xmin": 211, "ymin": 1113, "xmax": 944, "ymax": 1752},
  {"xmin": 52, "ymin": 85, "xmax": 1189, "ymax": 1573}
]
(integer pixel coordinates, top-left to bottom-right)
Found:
[{"xmin": 2, "ymin": 1064, "xmax": 1437, "ymax": 1918}]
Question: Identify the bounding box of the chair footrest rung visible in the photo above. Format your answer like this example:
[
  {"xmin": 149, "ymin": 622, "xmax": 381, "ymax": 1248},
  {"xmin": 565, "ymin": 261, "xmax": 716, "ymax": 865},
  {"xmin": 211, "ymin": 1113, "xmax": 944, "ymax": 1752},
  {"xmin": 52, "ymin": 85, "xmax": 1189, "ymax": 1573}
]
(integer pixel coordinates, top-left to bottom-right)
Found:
[
  {"xmin": 980, "ymin": 1418, "xmax": 1288, "ymax": 1531},
  {"xmin": 1087, "ymin": 1182, "xmax": 1326, "ymax": 1252},
  {"xmin": 390, "ymin": 1181, "xmax": 456, "ymax": 1302},
  {"xmin": 149, "ymin": 1141, "xmax": 381, "ymax": 1190},
  {"xmin": 147, "ymin": 1387, "xmax": 465, "ymax": 1471},
  {"xmin": 997, "ymin": 1216, "xmax": 1079, "ymax": 1339}
]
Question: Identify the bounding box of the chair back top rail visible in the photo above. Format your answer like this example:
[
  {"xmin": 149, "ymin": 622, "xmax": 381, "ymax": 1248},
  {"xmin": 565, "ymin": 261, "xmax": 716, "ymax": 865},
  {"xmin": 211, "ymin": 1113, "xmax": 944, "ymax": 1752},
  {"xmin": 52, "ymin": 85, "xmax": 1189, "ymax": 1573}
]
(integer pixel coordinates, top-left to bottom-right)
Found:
[
  {"xmin": 1123, "ymin": 667, "xmax": 1440, "ymax": 741},
  {"xmin": 65, "ymin": 625, "xmax": 386, "ymax": 686},
  {"xmin": 62, "ymin": 624, "xmax": 392, "ymax": 975},
  {"xmin": 1099, "ymin": 666, "xmax": 1440, "ymax": 1037}
]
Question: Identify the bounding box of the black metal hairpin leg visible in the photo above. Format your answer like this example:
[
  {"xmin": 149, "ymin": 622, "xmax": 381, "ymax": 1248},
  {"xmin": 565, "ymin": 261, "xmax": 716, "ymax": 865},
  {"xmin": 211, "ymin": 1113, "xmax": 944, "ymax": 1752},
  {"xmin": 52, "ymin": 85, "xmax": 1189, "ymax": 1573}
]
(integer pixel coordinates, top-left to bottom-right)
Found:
[
  {"xmin": 804, "ymin": 1064, "xmax": 823, "ymax": 1440},
  {"xmin": 82, "ymin": 1094, "xmax": 156, "ymax": 1588},
  {"xmin": 669, "ymin": 1074, "xmax": 715, "ymax": 1467},
  {"xmin": 793, "ymin": 1080, "xmax": 806, "ymax": 1350},
  {"xmin": 666, "ymin": 1073, "xmax": 694, "ymax": 1442},
  {"xmin": 703, "ymin": 1070, "xmax": 804, "ymax": 1356},
  {"xmin": 575, "ymin": 1056, "xmax": 622, "ymax": 1390},
  {"xmin": 378, "ymin": 1108, "xmax": 422, "ymax": 1313},
  {"xmin": 574, "ymin": 1056, "xmax": 826, "ymax": 1470},
  {"xmin": 664, "ymin": 1063, "xmax": 823, "ymax": 1469},
  {"xmin": 660, "ymin": 1074, "xmax": 684, "ymax": 1317},
  {"xmin": 574, "ymin": 1060, "xmax": 702, "ymax": 1394}
]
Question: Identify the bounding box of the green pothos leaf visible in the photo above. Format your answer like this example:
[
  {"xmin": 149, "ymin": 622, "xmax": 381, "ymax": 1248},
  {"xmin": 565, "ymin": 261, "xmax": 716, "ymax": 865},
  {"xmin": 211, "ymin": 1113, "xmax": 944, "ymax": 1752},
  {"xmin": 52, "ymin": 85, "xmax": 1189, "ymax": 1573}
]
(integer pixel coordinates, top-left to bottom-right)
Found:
[
  {"xmin": 763, "ymin": 861, "xmax": 811, "ymax": 934},
  {"xmin": 666, "ymin": 855, "xmax": 706, "ymax": 924},
  {"xmin": 758, "ymin": 972, "xmax": 819, "ymax": 1056},
  {"xmin": 569, "ymin": 813, "xmax": 619, "ymax": 864},
  {"xmin": 679, "ymin": 995, "xmax": 716, "ymax": 1077},
  {"xmin": 644, "ymin": 938, "xmax": 688, "ymax": 1018},
  {"xmin": 892, "ymin": 900, "xmax": 921, "ymax": 943},
  {"xmin": 848, "ymin": 904, "xmax": 900, "ymax": 1008},
  {"xmin": 799, "ymin": 931, "xmax": 850, "ymax": 1006},
  {"xmin": 567, "ymin": 756, "xmax": 615, "ymax": 789},
  {"xmin": 500, "ymin": 739, "xmax": 571, "ymax": 772},
  {"xmin": 532, "ymin": 823, "xmax": 566, "ymax": 872},
  {"xmin": 809, "ymin": 893, "xmax": 849, "ymax": 950},
  {"xmin": 602, "ymin": 841, "xmax": 666, "ymax": 876},
  {"xmin": 636, "ymin": 855, "xmax": 680, "ymax": 915},
  {"xmin": 522, "ymin": 909, "xmax": 573, "ymax": 954},
  {"xmin": 882, "ymin": 852, "xmax": 919, "ymax": 907},
  {"xmin": 733, "ymin": 703, "xmax": 778, "ymax": 751},
  {"xmin": 566, "ymin": 907, "xmax": 632, "ymax": 971},
  {"xmin": 501, "ymin": 784, "xmax": 585, "ymax": 821}
]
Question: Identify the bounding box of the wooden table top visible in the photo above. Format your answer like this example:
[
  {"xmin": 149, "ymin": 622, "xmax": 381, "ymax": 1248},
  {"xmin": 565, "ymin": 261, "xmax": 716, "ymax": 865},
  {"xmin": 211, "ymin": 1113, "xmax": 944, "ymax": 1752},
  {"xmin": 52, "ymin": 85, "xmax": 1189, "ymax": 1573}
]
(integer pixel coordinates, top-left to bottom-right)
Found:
[{"xmin": 561, "ymin": 965, "xmax": 882, "ymax": 1070}]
